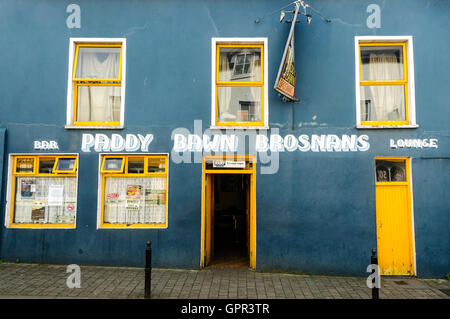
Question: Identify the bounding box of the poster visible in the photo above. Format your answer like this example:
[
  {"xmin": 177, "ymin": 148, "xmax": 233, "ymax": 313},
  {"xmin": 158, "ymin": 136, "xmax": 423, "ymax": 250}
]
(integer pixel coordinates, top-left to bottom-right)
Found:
[
  {"xmin": 126, "ymin": 185, "xmax": 142, "ymax": 198},
  {"xmin": 275, "ymin": 36, "xmax": 296, "ymax": 99},
  {"xmin": 48, "ymin": 184, "xmax": 64, "ymax": 206},
  {"xmin": 20, "ymin": 179, "xmax": 35, "ymax": 199},
  {"xmin": 31, "ymin": 200, "xmax": 46, "ymax": 222}
]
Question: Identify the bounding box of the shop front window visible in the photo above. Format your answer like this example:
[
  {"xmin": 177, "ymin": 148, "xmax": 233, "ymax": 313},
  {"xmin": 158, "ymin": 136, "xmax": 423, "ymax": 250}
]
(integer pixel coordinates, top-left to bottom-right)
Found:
[
  {"xmin": 100, "ymin": 154, "xmax": 168, "ymax": 228},
  {"xmin": 8, "ymin": 155, "xmax": 78, "ymax": 228}
]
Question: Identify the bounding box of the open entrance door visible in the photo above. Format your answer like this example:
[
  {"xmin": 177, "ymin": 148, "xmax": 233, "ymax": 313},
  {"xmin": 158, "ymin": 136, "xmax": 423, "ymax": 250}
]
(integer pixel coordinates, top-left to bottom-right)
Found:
[{"xmin": 201, "ymin": 155, "xmax": 256, "ymax": 269}]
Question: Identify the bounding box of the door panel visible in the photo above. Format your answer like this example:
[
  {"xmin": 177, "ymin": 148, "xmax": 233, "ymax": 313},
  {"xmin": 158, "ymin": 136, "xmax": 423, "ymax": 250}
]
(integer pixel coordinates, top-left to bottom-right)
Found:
[
  {"xmin": 249, "ymin": 174, "xmax": 256, "ymax": 269},
  {"xmin": 205, "ymin": 174, "xmax": 212, "ymax": 266}
]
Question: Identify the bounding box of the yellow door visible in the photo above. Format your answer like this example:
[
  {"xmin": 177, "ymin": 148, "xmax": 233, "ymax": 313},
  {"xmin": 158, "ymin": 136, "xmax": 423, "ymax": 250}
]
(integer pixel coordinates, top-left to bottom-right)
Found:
[{"xmin": 375, "ymin": 158, "xmax": 414, "ymax": 276}]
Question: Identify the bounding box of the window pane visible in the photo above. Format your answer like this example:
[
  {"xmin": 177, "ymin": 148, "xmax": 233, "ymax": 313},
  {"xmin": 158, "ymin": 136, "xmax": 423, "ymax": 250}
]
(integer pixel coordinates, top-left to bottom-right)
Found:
[
  {"xmin": 360, "ymin": 46, "xmax": 404, "ymax": 81},
  {"xmin": 76, "ymin": 85, "xmax": 121, "ymax": 122},
  {"xmin": 56, "ymin": 158, "xmax": 76, "ymax": 171},
  {"xmin": 39, "ymin": 158, "xmax": 55, "ymax": 174},
  {"xmin": 13, "ymin": 177, "xmax": 77, "ymax": 224},
  {"xmin": 16, "ymin": 158, "xmax": 35, "ymax": 173},
  {"xmin": 217, "ymin": 86, "xmax": 262, "ymax": 123},
  {"xmin": 103, "ymin": 158, "xmax": 124, "ymax": 172},
  {"xmin": 218, "ymin": 47, "xmax": 261, "ymax": 82},
  {"xmin": 147, "ymin": 157, "xmax": 166, "ymax": 173},
  {"xmin": 75, "ymin": 47, "xmax": 121, "ymax": 79},
  {"xmin": 104, "ymin": 177, "xmax": 166, "ymax": 225},
  {"xmin": 376, "ymin": 160, "xmax": 406, "ymax": 182},
  {"xmin": 128, "ymin": 158, "xmax": 145, "ymax": 174},
  {"xmin": 360, "ymin": 85, "xmax": 405, "ymax": 122}
]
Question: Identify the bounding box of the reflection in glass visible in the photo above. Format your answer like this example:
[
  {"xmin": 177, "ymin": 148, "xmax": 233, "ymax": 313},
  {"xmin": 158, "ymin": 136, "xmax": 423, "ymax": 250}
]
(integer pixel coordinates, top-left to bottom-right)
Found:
[
  {"xmin": 375, "ymin": 160, "xmax": 406, "ymax": 182},
  {"xmin": 16, "ymin": 158, "xmax": 35, "ymax": 173},
  {"xmin": 76, "ymin": 86, "xmax": 121, "ymax": 122},
  {"xmin": 56, "ymin": 158, "xmax": 76, "ymax": 171},
  {"xmin": 104, "ymin": 158, "xmax": 123, "ymax": 171},
  {"xmin": 218, "ymin": 86, "xmax": 261, "ymax": 123},
  {"xmin": 360, "ymin": 85, "xmax": 405, "ymax": 122},
  {"xmin": 39, "ymin": 159, "xmax": 56, "ymax": 174},
  {"xmin": 218, "ymin": 47, "xmax": 261, "ymax": 82},
  {"xmin": 360, "ymin": 46, "xmax": 404, "ymax": 81}
]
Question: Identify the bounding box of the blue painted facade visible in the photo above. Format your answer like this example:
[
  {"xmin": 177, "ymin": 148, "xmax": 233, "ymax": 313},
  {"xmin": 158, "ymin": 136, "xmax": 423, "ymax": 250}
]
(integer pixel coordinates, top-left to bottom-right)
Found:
[{"xmin": 0, "ymin": 0, "xmax": 448, "ymax": 278}]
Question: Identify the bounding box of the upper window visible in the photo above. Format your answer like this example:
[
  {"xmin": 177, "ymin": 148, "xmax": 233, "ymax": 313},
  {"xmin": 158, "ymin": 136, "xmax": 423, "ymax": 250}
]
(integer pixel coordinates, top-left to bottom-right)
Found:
[
  {"xmin": 67, "ymin": 38, "xmax": 126, "ymax": 127},
  {"xmin": 212, "ymin": 38, "xmax": 268, "ymax": 128},
  {"xmin": 7, "ymin": 155, "xmax": 78, "ymax": 228},
  {"xmin": 355, "ymin": 36, "xmax": 416, "ymax": 128}
]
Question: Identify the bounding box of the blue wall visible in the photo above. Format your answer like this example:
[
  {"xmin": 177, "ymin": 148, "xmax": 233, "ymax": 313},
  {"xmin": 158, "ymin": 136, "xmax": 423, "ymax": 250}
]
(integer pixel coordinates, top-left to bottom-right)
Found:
[{"xmin": 0, "ymin": 0, "xmax": 448, "ymax": 277}]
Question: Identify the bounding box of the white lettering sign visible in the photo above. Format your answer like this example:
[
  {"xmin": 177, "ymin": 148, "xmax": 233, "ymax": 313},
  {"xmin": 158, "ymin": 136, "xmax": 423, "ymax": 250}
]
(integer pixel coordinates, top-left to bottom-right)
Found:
[
  {"xmin": 81, "ymin": 134, "xmax": 154, "ymax": 152},
  {"xmin": 213, "ymin": 160, "xmax": 246, "ymax": 168},
  {"xmin": 390, "ymin": 138, "xmax": 438, "ymax": 149},
  {"xmin": 34, "ymin": 141, "xmax": 59, "ymax": 150},
  {"xmin": 172, "ymin": 134, "xmax": 370, "ymax": 153}
]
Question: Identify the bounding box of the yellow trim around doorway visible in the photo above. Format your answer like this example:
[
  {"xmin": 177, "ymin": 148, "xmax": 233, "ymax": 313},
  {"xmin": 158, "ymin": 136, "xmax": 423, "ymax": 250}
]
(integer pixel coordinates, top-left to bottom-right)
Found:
[
  {"xmin": 374, "ymin": 156, "xmax": 415, "ymax": 276},
  {"xmin": 201, "ymin": 155, "xmax": 256, "ymax": 269}
]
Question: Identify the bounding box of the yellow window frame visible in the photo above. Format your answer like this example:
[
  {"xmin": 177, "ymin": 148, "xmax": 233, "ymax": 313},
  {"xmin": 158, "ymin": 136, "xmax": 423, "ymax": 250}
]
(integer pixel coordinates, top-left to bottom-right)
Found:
[
  {"xmin": 53, "ymin": 156, "xmax": 78, "ymax": 174},
  {"xmin": 374, "ymin": 157, "xmax": 409, "ymax": 186},
  {"xmin": 145, "ymin": 155, "xmax": 168, "ymax": 176},
  {"xmin": 215, "ymin": 43, "xmax": 265, "ymax": 127},
  {"xmin": 37, "ymin": 156, "xmax": 58, "ymax": 176},
  {"xmin": 9, "ymin": 155, "xmax": 78, "ymax": 228},
  {"xmin": 13, "ymin": 156, "xmax": 36, "ymax": 175},
  {"xmin": 72, "ymin": 43, "xmax": 123, "ymax": 127},
  {"xmin": 100, "ymin": 155, "xmax": 125, "ymax": 173},
  {"xmin": 100, "ymin": 154, "xmax": 169, "ymax": 228},
  {"xmin": 359, "ymin": 42, "xmax": 409, "ymax": 126}
]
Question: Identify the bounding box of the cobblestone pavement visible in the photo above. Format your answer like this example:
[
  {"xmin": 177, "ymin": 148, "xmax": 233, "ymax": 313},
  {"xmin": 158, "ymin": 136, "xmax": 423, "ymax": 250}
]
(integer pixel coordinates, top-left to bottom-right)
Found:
[{"xmin": 0, "ymin": 263, "xmax": 449, "ymax": 299}]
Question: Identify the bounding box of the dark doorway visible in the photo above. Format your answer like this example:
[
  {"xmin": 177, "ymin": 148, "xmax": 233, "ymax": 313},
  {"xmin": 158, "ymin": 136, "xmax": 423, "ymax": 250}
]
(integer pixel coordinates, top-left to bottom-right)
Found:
[{"xmin": 209, "ymin": 174, "xmax": 249, "ymax": 268}]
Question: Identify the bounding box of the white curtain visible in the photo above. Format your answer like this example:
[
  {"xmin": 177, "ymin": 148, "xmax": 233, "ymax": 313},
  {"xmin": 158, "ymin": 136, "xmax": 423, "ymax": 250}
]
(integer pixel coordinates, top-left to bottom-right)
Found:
[
  {"xmin": 14, "ymin": 177, "xmax": 76, "ymax": 224},
  {"xmin": 76, "ymin": 52, "xmax": 121, "ymax": 122},
  {"xmin": 104, "ymin": 177, "xmax": 166, "ymax": 225},
  {"xmin": 218, "ymin": 54, "xmax": 234, "ymax": 121},
  {"xmin": 361, "ymin": 53, "xmax": 404, "ymax": 121}
]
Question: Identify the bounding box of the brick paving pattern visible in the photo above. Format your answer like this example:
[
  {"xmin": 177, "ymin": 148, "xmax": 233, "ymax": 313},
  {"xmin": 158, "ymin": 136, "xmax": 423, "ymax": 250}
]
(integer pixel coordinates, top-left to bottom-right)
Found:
[{"xmin": 0, "ymin": 263, "xmax": 449, "ymax": 299}]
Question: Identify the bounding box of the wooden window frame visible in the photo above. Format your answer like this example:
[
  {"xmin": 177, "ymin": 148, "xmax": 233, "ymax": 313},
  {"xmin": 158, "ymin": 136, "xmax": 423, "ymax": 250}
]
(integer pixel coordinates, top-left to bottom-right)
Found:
[
  {"xmin": 355, "ymin": 36, "xmax": 417, "ymax": 129},
  {"xmin": 66, "ymin": 38, "xmax": 126, "ymax": 129},
  {"xmin": 5, "ymin": 154, "xmax": 79, "ymax": 229},
  {"xmin": 211, "ymin": 38, "xmax": 269, "ymax": 129},
  {"xmin": 98, "ymin": 154, "xmax": 169, "ymax": 229},
  {"xmin": 100, "ymin": 156, "xmax": 126, "ymax": 174}
]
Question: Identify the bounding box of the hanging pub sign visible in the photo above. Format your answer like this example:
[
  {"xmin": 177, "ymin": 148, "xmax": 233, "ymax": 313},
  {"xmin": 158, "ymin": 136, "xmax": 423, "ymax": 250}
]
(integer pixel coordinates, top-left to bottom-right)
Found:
[{"xmin": 274, "ymin": 2, "xmax": 300, "ymax": 101}]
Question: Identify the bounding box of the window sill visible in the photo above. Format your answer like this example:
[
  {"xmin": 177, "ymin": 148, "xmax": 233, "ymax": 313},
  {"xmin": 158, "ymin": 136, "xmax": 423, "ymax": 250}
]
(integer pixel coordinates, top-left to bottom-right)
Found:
[
  {"xmin": 356, "ymin": 124, "xmax": 419, "ymax": 129},
  {"xmin": 98, "ymin": 226, "xmax": 168, "ymax": 230},
  {"xmin": 65, "ymin": 125, "xmax": 124, "ymax": 130},
  {"xmin": 210, "ymin": 126, "xmax": 269, "ymax": 130},
  {"xmin": 6, "ymin": 225, "xmax": 76, "ymax": 229}
]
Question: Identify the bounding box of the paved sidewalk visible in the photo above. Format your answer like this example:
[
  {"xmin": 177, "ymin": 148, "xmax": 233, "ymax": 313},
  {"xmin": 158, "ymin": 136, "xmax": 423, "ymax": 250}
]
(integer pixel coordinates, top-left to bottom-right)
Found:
[{"xmin": 0, "ymin": 263, "xmax": 449, "ymax": 299}]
